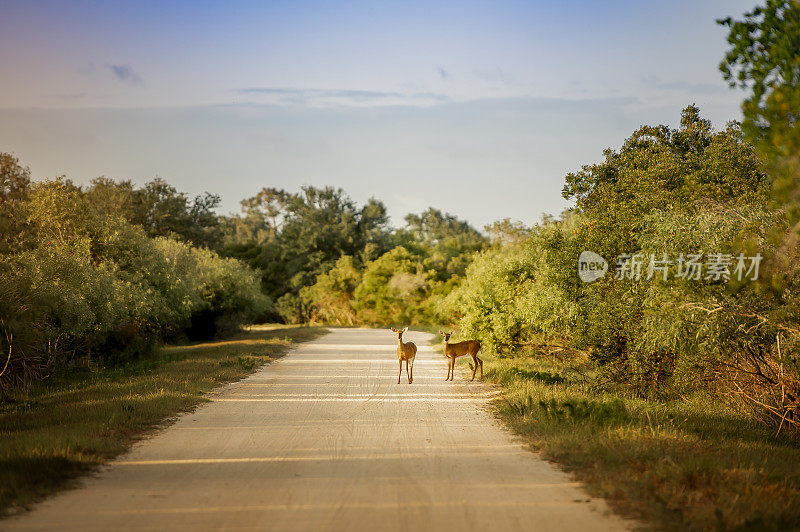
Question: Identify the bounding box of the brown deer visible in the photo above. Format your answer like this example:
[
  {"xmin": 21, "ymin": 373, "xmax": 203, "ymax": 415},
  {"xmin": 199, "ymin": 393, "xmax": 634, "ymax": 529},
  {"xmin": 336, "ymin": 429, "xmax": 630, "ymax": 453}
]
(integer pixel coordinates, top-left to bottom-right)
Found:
[
  {"xmin": 440, "ymin": 331, "xmax": 482, "ymax": 381},
  {"xmin": 391, "ymin": 327, "xmax": 417, "ymax": 384}
]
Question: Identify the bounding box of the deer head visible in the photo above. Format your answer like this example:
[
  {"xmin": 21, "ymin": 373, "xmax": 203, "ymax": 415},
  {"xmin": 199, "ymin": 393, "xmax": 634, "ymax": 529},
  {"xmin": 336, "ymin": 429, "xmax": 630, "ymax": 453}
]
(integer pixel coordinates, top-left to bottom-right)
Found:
[{"xmin": 390, "ymin": 327, "xmax": 408, "ymax": 340}]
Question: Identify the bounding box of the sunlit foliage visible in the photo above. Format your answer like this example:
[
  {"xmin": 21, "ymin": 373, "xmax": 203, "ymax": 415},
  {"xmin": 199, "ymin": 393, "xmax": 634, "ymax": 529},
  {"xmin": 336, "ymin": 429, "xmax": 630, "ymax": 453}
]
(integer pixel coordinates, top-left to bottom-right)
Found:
[{"xmin": 0, "ymin": 159, "xmax": 268, "ymax": 395}]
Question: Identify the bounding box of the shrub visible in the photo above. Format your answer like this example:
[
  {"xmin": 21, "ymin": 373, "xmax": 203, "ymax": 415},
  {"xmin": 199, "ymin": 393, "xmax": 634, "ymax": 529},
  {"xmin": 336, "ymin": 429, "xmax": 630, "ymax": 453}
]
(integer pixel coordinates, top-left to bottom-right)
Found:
[{"xmin": 0, "ymin": 175, "xmax": 270, "ymax": 393}]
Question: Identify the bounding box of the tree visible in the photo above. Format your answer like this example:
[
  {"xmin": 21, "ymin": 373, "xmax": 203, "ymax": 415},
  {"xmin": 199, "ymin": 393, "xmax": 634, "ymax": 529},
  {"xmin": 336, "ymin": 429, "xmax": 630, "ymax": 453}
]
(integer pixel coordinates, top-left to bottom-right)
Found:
[
  {"xmin": 719, "ymin": 0, "xmax": 800, "ymax": 258},
  {"xmin": 297, "ymin": 207, "xmax": 486, "ymax": 327},
  {"xmin": 354, "ymin": 246, "xmax": 429, "ymax": 325},
  {"xmin": 0, "ymin": 153, "xmax": 31, "ymax": 202},
  {"xmin": 0, "ymin": 154, "xmax": 32, "ymax": 254},
  {"xmin": 718, "ymin": 1, "xmax": 800, "ymax": 144},
  {"xmin": 229, "ymin": 186, "xmax": 392, "ymax": 320},
  {"xmin": 1, "ymin": 171, "xmax": 269, "ymax": 393},
  {"xmin": 85, "ymin": 178, "xmax": 223, "ymax": 249},
  {"xmin": 439, "ymin": 214, "xmax": 582, "ymax": 355},
  {"xmin": 484, "ymin": 218, "xmax": 533, "ymax": 246},
  {"xmin": 563, "ymin": 105, "xmax": 768, "ymax": 260},
  {"xmin": 131, "ymin": 179, "xmax": 222, "ymax": 248},
  {"xmin": 399, "ymin": 207, "xmax": 487, "ymax": 281},
  {"xmin": 718, "ymin": 0, "xmax": 800, "ymax": 432},
  {"xmin": 239, "ymin": 187, "xmax": 292, "ymax": 239},
  {"xmin": 300, "ymin": 255, "xmax": 361, "ymax": 325}
]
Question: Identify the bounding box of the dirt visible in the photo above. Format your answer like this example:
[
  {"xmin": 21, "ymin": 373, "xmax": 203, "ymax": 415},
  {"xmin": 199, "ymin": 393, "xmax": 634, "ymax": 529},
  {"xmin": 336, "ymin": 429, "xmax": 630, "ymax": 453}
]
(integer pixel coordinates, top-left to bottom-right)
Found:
[{"xmin": 4, "ymin": 328, "xmax": 635, "ymax": 531}]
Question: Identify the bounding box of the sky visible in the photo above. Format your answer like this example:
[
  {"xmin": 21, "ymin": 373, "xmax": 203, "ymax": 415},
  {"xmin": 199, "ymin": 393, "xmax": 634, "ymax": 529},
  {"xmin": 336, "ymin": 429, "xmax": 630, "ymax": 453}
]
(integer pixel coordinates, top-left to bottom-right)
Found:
[{"xmin": 0, "ymin": 0, "xmax": 758, "ymax": 229}]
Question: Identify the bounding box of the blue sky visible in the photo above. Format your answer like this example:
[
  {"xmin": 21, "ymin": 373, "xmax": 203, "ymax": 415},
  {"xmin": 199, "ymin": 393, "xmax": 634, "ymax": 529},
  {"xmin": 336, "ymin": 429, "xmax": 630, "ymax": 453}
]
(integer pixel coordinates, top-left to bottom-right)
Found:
[{"xmin": 0, "ymin": 0, "xmax": 757, "ymax": 228}]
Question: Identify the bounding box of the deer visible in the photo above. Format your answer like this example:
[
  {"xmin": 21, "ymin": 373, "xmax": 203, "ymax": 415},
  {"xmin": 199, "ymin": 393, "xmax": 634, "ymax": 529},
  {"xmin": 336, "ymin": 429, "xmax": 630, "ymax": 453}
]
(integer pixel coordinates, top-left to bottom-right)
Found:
[
  {"xmin": 440, "ymin": 331, "xmax": 482, "ymax": 381},
  {"xmin": 391, "ymin": 327, "xmax": 417, "ymax": 384}
]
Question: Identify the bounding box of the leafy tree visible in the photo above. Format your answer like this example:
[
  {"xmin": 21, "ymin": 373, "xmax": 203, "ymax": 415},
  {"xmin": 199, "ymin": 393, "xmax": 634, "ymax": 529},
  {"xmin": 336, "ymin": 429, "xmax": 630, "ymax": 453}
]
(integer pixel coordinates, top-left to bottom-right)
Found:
[
  {"xmin": 83, "ymin": 177, "xmax": 136, "ymax": 217},
  {"xmin": 299, "ymin": 255, "xmax": 361, "ymax": 325},
  {"xmin": 155, "ymin": 238, "xmax": 270, "ymax": 339},
  {"xmin": 85, "ymin": 177, "xmax": 223, "ymax": 249},
  {"xmin": 448, "ymin": 107, "xmax": 771, "ymax": 402},
  {"xmin": 484, "ymin": 218, "xmax": 533, "ymax": 246},
  {"xmin": 298, "ymin": 207, "xmax": 486, "ymax": 326},
  {"xmin": 718, "ymin": 0, "xmax": 800, "ymax": 431},
  {"xmin": 0, "ymin": 153, "xmax": 31, "ymax": 202},
  {"xmin": 562, "ymin": 106, "xmax": 768, "ymax": 385},
  {"xmin": 439, "ymin": 215, "xmax": 582, "ymax": 354},
  {"xmin": 353, "ymin": 246, "xmax": 429, "ymax": 325},
  {"xmin": 0, "ymin": 170, "xmax": 269, "ymax": 394},
  {"xmin": 718, "ymin": 1, "xmax": 800, "ymax": 145},
  {"xmin": 0, "ymin": 154, "xmax": 32, "ymax": 254},
  {"xmin": 228, "ymin": 186, "xmax": 392, "ymax": 320},
  {"xmin": 719, "ymin": 1, "xmax": 800, "ymax": 278},
  {"xmin": 399, "ymin": 208, "xmax": 487, "ymax": 280},
  {"xmin": 563, "ymin": 105, "xmax": 767, "ymax": 259},
  {"xmin": 238, "ymin": 187, "xmax": 291, "ymax": 240}
]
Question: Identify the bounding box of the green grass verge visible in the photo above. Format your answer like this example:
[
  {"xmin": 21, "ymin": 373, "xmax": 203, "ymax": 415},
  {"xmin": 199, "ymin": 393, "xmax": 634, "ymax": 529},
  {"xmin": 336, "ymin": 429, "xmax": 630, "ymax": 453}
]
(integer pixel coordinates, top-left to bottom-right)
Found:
[
  {"xmin": 474, "ymin": 350, "xmax": 800, "ymax": 531},
  {"xmin": 0, "ymin": 324, "xmax": 326, "ymax": 517}
]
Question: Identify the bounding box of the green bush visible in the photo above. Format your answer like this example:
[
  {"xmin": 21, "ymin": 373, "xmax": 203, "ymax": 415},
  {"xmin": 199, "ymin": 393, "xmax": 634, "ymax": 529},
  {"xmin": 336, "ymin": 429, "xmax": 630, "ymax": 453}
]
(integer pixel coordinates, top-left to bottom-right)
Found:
[
  {"xmin": 155, "ymin": 239, "xmax": 270, "ymax": 339},
  {"xmin": 0, "ymin": 170, "xmax": 271, "ymax": 394},
  {"xmin": 353, "ymin": 246, "xmax": 430, "ymax": 326},
  {"xmin": 443, "ymin": 107, "xmax": 781, "ymax": 405},
  {"xmin": 438, "ymin": 214, "xmax": 582, "ymax": 354},
  {"xmin": 299, "ymin": 255, "xmax": 361, "ymax": 326}
]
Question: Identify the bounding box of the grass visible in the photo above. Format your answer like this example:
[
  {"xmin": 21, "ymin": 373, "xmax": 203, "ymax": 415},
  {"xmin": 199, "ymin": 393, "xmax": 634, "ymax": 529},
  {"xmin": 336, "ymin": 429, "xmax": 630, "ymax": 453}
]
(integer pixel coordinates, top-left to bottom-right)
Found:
[
  {"xmin": 0, "ymin": 324, "xmax": 326, "ymax": 517},
  {"xmin": 473, "ymin": 350, "xmax": 800, "ymax": 530}
]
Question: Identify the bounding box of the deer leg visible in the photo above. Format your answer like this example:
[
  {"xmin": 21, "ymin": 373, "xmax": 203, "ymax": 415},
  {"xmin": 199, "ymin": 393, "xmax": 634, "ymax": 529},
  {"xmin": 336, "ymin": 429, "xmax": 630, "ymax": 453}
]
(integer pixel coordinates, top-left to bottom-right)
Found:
[
  {"xmin": 448, "ymin": 357, "xmax": 455, "ymax": 381},
  {"xmin": 409, "ymin": 359, "xmax": 414, "ymax": 384},
  {"xmin": 470, "ymin": 354, "xmax": 478, "ymax": 381},
  {"xmin": 478, "ymin": 355, "xmax": 483, "ymax": 379},
  {"xmin": 398, "ymin": 360, "xmax": 402, "ymax": 384}
]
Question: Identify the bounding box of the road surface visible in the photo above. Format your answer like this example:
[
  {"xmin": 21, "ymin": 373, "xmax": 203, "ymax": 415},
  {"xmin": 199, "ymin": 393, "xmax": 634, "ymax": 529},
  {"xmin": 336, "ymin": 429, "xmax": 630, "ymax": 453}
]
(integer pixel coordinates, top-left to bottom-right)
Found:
[{"xmin": 5, "ymin": 328, "xmax": 633, "ymax": 531}]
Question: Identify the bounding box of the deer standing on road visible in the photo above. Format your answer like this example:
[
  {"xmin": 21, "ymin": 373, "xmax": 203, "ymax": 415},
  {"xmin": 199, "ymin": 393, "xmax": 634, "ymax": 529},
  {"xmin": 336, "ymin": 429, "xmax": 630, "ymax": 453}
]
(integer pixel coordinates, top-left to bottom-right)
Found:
[
  {"xmin": 391, "ymin": 327, "xmax": 417, "ymax": 384},
  {"xmin": 440, "ymin": 331, "xmax": 482, "ymax": 381}
]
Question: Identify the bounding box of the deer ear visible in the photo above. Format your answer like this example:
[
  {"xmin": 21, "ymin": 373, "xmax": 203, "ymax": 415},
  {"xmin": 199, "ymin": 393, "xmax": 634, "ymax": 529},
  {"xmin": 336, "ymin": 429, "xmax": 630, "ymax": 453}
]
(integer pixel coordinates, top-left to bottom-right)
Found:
[
  {"xmin": 438, "ymin": 330, "xmax": 443, "ymax": 335},
  {"xmin": 390, "ymin": 328, "xmax": 396, "ymax": 332},
  {"xmin": 403, "ymin": 327, "xmax": 408, "ymax": 332}
]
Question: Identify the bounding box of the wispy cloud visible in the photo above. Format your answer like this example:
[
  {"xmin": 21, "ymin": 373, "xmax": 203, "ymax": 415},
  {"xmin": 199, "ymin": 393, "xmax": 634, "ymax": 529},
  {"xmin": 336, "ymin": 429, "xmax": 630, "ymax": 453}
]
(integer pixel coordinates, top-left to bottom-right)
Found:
[
  {"xmin": 640, "ymin": 75, "xmax": 725, "ymax": 95},
  {"xmin": 51, "ymin": 92, "xmax": 89, "ymax": 100},
  {"xmin": 475, "ymin": 67, "xmax": 506, "ymax": 84},
  {"xmin": 238, "ymin": 88, "xmax": 407, "ymax": 99},
  {"xmin": 234, "ymin": 87, "xmax": 449, "ymax": 107},
  {"xmin": 108, "ymin": 64, "xmax": 142, "ymax": 85},
  {"xmin": 438, "ymin": 67, "xmax": 450, "ymax": 81},
  {"xmin": 40, "ymin": 88, "xmax": 114, "ymax": 104}
]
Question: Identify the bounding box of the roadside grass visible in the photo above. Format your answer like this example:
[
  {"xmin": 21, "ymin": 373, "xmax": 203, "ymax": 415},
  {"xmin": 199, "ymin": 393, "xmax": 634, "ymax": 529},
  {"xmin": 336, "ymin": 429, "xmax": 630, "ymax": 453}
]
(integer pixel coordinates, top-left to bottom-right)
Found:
[
  {"xmin": 475, "ymin": 350, "xmax": 800, "ymax": 530},
  {"xmin": 0, "ymin": 324, "xmax": 326, "ymax": 517}
]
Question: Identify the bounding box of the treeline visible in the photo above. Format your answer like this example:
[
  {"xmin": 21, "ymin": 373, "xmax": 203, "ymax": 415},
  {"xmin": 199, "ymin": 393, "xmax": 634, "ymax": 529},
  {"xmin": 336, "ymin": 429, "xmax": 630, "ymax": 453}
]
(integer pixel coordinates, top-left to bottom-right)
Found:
[
  {"xmin": 222, "ymin": 191, "xmax": 486, "ymax": 325},
  {"xmin": 442, "ymin": 106, "xmax": 787, "ymax": 401},
  {"xmin": 442, "ymin": 0, "xmax": 800, "ymax": 435},
  {"xmin": 0, "ymin": 158, "xmax": 268, "ymax": 396},
  {"xmin": 2, "ymin": 100, "xmax": 792, "ymax": 428},
  {"xmin": 444, "ymin": 101, "xmax": 800, "ymax": 434},
  {"xmin": 82, "ymin": 178, "xmax": 489, "ymax": 326},
  {"xmin": 0, "ymin": 154, "xmax": 489, "ymax": 395},
  {"xmin": 1, "ymin": 0, "xmax": 796, "ymax": 437}
]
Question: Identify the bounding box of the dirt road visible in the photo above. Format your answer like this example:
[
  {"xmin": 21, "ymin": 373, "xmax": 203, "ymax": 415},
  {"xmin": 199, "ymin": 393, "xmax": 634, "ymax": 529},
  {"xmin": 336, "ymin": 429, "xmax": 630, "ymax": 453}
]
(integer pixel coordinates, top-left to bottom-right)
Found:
[{"xmin": 5, "ymin": 328, "xmax": 633, "ymax": 531}]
